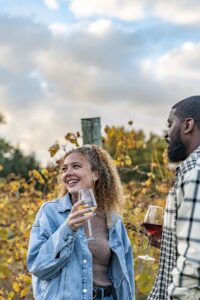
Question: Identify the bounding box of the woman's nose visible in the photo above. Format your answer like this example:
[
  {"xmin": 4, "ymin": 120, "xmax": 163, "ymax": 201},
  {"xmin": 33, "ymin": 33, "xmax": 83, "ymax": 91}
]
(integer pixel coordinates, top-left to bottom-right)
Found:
[{"xmin": 63, "ymin": 167, "xmax": 72, "ymax": 178}]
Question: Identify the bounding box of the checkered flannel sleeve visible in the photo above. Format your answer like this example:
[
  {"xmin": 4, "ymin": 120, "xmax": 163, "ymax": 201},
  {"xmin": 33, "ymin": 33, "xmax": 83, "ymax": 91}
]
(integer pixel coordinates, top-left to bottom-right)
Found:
[{"xmin": 168, "ymin": 168, "xmax": 200, "ymax": 299}]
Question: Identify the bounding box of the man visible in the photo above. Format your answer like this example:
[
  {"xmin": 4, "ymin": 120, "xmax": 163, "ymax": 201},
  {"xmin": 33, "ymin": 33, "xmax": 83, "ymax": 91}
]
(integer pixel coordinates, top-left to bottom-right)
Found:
[{"xmin": 148, "ymin": 95, "xmax": 200, "ymax": 300}]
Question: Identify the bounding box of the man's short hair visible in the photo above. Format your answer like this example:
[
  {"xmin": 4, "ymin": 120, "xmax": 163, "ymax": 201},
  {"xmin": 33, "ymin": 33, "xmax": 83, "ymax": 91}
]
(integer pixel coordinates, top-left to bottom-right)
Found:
[{"xmin": 173, "ymin": 95, "xmax": 200, "ymax": 129}]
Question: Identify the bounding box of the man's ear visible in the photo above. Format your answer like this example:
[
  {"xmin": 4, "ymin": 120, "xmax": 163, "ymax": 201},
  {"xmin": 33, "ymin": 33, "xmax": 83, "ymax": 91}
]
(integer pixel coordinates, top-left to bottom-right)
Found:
[{"xmin": 183, "ymin": 118, "xmax": 195, "ymax": 134}]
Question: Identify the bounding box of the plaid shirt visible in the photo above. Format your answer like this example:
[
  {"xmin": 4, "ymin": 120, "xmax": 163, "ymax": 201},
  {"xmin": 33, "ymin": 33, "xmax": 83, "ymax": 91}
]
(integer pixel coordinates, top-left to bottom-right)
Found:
[{"xmin": 148, "ymin": 146, "xmax": 200, "ymax": 300}]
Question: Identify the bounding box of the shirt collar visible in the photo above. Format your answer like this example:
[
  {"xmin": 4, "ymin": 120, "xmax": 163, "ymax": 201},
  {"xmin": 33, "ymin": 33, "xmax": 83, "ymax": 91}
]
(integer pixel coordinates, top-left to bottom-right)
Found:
[
  {"xmin": 176, "ymin": 145, "xmax": 200, "ymax": 177},
  {"xmin": 57, "ymin": 193, "xmax": 72, "ymax": 212}
]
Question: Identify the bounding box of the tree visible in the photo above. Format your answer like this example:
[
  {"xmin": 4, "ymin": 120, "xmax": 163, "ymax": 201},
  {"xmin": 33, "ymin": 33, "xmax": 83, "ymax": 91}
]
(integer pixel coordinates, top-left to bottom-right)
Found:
[
  {"xmin": 0, "ymin": 140, "xmax": 40, "ymax": 179},
  {"xmin": 0, "ymin": 112, "xmax": 40, "ymax": 179},
  {"xmin": 0, "ymin": 113, "xmax": 6, "ymax": 124},
  {"xmin": 103, "ymin": 125, "xmax": 167, "ymax": 182}
]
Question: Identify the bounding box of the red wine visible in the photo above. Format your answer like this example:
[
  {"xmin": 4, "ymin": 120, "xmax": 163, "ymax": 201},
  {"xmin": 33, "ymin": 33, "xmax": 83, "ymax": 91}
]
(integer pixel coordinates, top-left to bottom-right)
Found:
[{"xmin": 141, "ymin": 222, "xmax": 162, "ymax": 235}]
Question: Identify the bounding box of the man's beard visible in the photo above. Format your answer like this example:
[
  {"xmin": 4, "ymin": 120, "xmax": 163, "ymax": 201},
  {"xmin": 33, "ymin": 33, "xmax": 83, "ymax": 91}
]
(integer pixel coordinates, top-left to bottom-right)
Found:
[{"xmin": 168, "ymin": 135, "xmax": 187, "ymax": 163}]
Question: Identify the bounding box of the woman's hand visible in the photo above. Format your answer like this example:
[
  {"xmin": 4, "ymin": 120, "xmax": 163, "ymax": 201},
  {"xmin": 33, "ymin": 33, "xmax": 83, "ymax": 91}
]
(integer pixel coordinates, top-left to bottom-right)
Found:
[{"xmin": 67, "ymin": 200, "xmax": 94, "ymax": 232}]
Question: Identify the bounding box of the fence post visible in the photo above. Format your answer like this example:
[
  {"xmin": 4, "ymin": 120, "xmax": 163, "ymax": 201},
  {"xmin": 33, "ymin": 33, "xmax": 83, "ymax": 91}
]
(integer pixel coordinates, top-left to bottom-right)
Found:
[{"xmin": 81, "ymin": 117, "xmax": 102, "ymax": 146}]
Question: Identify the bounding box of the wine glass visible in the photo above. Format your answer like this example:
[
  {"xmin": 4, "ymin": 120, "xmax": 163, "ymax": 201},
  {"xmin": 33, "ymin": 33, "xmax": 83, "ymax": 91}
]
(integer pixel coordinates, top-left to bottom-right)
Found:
[
  {"xmin": 78, "ymin": 188, "xmax": 97, "ymax": 241},
  {"xmin": 138, "ymin": 205, "xmax": 163, "ymax": 261}
]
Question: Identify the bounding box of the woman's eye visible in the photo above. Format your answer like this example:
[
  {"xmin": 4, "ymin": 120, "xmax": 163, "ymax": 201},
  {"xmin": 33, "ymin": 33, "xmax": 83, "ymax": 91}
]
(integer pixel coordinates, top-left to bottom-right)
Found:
[
  {"xmin": 73, "ymin": 164, "xmax": 80, "ymax": 168},
  {"xmin": 62, "ymin": 167, "xmax": 67, "ymax": 171}
]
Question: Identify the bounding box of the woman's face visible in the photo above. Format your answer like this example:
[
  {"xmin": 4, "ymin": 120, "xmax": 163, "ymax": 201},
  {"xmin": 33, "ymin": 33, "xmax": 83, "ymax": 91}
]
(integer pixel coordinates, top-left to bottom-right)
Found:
[{"xmin": 62, "ymin": 152, "xmax": 98, "ymax": 200}]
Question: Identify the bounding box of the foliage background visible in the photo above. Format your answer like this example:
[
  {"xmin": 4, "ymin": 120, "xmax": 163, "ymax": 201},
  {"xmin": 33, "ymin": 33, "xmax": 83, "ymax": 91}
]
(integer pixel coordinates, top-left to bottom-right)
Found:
[{"xmin": 0, "ymin": 122, "xmax": 175, "ymax": 300}]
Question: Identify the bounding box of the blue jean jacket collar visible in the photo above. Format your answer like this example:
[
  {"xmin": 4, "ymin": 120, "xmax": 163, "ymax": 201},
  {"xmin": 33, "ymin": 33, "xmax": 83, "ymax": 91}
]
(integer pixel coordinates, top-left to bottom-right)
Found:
[{"xmin": 57, "ymin": 193, "xmax": 72, "ymax": 212}]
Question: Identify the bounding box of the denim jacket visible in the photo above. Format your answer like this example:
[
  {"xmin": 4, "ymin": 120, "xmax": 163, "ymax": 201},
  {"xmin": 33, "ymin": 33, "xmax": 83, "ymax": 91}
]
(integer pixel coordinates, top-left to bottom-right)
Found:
[{"xmin": 27, "ymin": 193, "xmax": 135, "ymax": 300}]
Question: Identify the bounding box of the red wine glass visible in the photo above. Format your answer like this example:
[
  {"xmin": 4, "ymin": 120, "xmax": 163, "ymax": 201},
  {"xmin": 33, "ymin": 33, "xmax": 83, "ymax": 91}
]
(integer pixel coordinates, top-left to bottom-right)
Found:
[{"xmin": 138, "ymin": 205, "xmax": 163, "ymax": 261}]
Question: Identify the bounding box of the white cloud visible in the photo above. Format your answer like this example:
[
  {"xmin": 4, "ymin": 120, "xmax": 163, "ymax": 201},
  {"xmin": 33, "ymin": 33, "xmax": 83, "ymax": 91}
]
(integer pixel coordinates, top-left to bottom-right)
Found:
[
  {"xmin": 69, "ymin": 0, "xmax": 146, "ymax": 21},
  {"xmin": 49, "ymin": 23, "xmax": 69, "ymax": 35},
  {"xmin": 36, "ymin": 20, "xmax": 141, "ymax": 104},
  {"xmin": 0, "ymin": 16, "xmax": 50, "ymax": 72},
  {"xmin": 43, "ymin": 0, "xmax": 59, "ymax": 10},
  {"xmin": 67, "ymin": 0, "xmax": 200, "ymax": 25},
  {"xmin": 152, "ymin": 0, "xmax": 200, "ymax": 25},
  {"xmin": 0, "ymin": 13, "xmax": 199, "ymax": 164},
  {"xmin": 88, "ymin": 19, "xmax": 112, "ymax": 35},
  {"xmin": 141, "ymin": 42, "xmax": 200, "ymax": 81}
]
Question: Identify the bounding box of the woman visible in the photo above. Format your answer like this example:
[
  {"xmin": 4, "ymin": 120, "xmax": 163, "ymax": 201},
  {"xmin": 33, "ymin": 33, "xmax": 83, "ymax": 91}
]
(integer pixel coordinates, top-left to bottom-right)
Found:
[{"xmin": 27, "ymin": 144, "xmax": 135, "ymax": 300}]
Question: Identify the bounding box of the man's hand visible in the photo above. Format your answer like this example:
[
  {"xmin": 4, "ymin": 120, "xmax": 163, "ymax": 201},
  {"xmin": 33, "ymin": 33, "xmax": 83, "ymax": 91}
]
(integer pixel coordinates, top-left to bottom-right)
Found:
[{"xmin": 149, "ymin": 231, "xmax": 162, "ymax": 248}]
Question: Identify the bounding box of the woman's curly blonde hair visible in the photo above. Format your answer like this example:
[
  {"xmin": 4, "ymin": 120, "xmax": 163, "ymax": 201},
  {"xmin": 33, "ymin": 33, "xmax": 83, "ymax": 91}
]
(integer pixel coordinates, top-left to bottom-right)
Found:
[{"xmin": 58, "ymin": 144, "xmax": 125, "ymax": 218}]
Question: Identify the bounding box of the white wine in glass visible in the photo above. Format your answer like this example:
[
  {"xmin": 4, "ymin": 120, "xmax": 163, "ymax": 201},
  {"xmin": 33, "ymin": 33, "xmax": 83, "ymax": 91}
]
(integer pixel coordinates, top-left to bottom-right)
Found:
[
  {"xmin": 138, "ymin": 205, "xmax": 163, "ymax": 261},
  {"xmin": 78, "ymin": 188, "xmax": 97, "ymax": 240}
]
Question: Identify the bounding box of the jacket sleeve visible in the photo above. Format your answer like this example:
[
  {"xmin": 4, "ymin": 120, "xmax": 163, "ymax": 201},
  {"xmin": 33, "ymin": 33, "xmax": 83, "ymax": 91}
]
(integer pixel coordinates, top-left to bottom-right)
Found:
[
  {"xmin": 168, "ymin": 169, "xmax": 200, "ymax": 300},
  {"xmin": 120, "ymin": 220, "xmax": 135, "ymax": 298},
  {"xmin": 27, "ymin": 205, "xmax": 77, "ymax": 281}
]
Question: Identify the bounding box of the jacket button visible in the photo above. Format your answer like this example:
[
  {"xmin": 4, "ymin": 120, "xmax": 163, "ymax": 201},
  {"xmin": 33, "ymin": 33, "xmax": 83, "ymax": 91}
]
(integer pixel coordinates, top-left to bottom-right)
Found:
[
  {"xmin": 83, "ymin": 289, "xmax": 87, "ymax": 293},
  {"xmin": 83, "ymin": 259, "xmax": 87, "ymax": 264},
  {"xmin": 64, "ymin": 235, "xmax": 72, "ymax": 241}
]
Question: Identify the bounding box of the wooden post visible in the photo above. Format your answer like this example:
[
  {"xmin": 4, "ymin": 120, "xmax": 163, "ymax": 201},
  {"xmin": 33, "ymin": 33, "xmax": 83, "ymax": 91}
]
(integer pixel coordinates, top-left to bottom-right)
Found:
[{"xmin": 81, "ymin": 117, "xmax": 102, "ymax": 146}]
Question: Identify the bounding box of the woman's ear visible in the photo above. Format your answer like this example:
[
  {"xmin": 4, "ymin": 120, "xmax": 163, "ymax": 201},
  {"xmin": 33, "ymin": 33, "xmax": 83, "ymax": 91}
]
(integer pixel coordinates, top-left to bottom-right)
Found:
[{"xmin": 93, "ymin": 171, "xmax": 100, "ymax": 181}]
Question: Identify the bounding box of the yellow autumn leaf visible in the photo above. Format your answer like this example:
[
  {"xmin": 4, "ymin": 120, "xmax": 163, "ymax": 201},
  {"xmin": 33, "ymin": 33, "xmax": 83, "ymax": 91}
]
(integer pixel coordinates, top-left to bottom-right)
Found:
[
  {"xmin": 64, "ymin": 133, "xmax": 79, "ymax": 146},
  {"xmin": 12, "ymin": 282, "xmax": 20, "ymax": 293},
  {"xmin": 154, "ymin": 198, "xmax": 165, "ymax": 208},
  {"xmin": 7, "ymin": 291, "xmax": 14, "ymax": 300},
  {"xmin": 116, "ymin": 140, "xmax": 122, "ymax": 148},
  {"xmin": 110, "ymin": 127, "xmax": 117, "ymax": 138},
  {"xmin": 20, "ymin": 287, "xmax": 29, "ymax": 298},
  {"xmin": 113, "ymin": 159, "xmax": 120, "ymax": 166},
  {"xmin": 41, "ymin": 168, "xmax": 48, "ymax": 178},
  {"xmin": 7, "ymin": 258, "xmax": 13, "ymax": 264},
  {"xmin": 151, "ymin": 162, "xmax": 157, "ymax": 168},
  {"xmin": 124, "ymin": 155, "xmax": 132, "ymax": 166},
  {"xmin": 9, "ymin": 181, "xmax": 20, "ymax": 192},
  {"xmin": 134, "ymin": 207, "xmax": 142, "ymax": 217},
  {"xmin": 32, "ymin": 169, "xmax": 40, "ymax": 179},
  {"xmin": 21, "ymin": 274, "xmax": 31, "ymax": 284},
  {"xmin": 0, "ymin": 228, "xmax": 8, "ymax": 241},
  {"xmin": 31, "ymin": 170, "xmax": 45, "ymax": 184},
  {"xmin": 141, "ymin": 188, "xmax": 147, "ymax": 194},
  {"xmin": 48, "ymin": 142, "xmax": 60, "ymax": 157},
  {"xmin": 104, "ymin": 125, "xmax": 110, "ymax": 133},
  {"xmin": 145, "ymin": 178, "xmax": 152, "ymax": 188},
  {"xmin": 156, "ymin": 183, "xmax": 168, "ymax": 193},
  {"xmin": 0, "ymin": 202, "xmax": 6, "ymax": 209}
]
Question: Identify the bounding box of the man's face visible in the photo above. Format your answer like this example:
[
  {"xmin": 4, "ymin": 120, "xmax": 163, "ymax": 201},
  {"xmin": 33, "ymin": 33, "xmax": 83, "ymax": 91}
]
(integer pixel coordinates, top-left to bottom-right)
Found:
[{"xmin": 165, "ymin": 109, "xmax": 187, "ymax": 162}]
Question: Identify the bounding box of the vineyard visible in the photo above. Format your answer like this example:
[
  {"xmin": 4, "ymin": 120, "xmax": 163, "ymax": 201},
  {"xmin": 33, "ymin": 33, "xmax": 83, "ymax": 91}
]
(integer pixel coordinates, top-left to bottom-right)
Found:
[{"xmin": 0, "ymin": 123, "xmax": 175, "ymax": 299}]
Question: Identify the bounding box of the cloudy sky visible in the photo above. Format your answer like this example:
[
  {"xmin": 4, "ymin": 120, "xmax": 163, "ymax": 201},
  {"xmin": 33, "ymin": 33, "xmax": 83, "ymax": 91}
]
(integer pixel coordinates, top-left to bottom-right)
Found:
[{"xmin": 0, "ymin": 0, "xmax": 200, "ymax": 165}]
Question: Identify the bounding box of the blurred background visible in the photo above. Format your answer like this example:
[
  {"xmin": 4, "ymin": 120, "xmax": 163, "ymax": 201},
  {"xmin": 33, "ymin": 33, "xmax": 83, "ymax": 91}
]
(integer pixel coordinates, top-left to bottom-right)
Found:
[{"xmin": 0, "ymin": 0, "xmax": 199, "ymax": 165}]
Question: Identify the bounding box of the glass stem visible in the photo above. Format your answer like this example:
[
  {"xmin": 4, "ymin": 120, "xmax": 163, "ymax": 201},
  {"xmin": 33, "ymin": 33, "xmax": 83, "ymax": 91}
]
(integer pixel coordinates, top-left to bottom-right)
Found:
[
  {"xmin": 146, "ymin": 238, "xmax": 151, "ymax": 256},
  {"xmin": 87, "ymin": 220, "xmax": 93, "ymax": 239}
]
